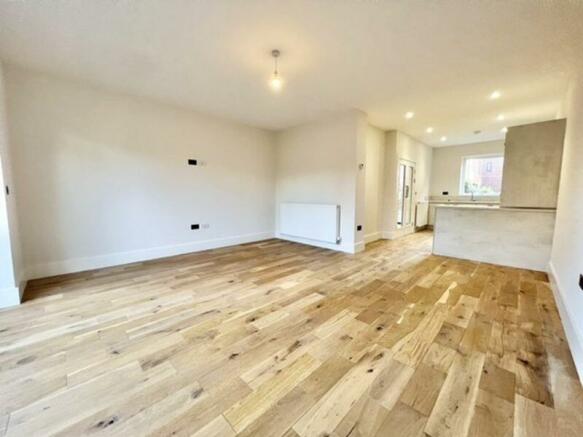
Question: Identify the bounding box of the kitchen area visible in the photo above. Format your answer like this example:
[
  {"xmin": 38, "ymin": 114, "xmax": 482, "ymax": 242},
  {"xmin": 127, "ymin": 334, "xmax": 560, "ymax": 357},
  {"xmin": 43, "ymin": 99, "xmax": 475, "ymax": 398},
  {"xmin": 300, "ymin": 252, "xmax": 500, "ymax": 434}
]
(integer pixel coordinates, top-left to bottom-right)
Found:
[{"xmin": 430, "ymin": 119, "xmax": 566, "ymax": 271}]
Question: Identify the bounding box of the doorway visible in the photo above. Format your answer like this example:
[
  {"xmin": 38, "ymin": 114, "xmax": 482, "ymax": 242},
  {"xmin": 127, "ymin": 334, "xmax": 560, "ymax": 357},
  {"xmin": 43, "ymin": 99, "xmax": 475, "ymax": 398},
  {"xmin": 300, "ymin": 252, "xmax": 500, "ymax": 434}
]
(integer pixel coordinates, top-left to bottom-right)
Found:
[{"xmin": 397, "ymin": 159, "xmax": 416, "ymax": 229}]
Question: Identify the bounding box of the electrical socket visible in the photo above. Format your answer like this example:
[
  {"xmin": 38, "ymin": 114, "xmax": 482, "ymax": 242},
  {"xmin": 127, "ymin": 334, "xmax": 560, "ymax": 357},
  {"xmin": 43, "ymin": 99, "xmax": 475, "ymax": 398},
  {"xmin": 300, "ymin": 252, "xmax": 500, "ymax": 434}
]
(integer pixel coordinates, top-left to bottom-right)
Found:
[{"xmin": 187, "ymin": 160, "xmax": 206, "ymax": 166}]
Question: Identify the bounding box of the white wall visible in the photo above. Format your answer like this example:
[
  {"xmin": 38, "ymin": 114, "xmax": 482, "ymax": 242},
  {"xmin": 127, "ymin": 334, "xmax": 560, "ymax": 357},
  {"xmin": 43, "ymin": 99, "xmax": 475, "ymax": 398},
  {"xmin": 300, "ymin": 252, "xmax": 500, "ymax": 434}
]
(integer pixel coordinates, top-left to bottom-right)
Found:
[
  {"xmin": 354, "ymin": 114, "xmax": 367, "ymax": 251},
  {"xmin": 381, "ymin": 131, "xmax": 432, "ymax": 239},
  {"xmin": 0, "ymin": 61, "xmax": 23, "ymax": 307},
  {"xmin": 549, "ymin": 74, "xmax": 583, "ymax": 382},
  {"xmin": 430, "ymin": 140, "xmax": 505, "ymax": 201},
  {"xmin": 364, "ymin": 125, "xmax": 385, "ymax": 243},
  {"xmin": 275, "ymin": 110, "xmax": 366, "ymax": 253},
  {"xmin": 5, "ymin": 65, "xmax": 276, "ymax": 279}
]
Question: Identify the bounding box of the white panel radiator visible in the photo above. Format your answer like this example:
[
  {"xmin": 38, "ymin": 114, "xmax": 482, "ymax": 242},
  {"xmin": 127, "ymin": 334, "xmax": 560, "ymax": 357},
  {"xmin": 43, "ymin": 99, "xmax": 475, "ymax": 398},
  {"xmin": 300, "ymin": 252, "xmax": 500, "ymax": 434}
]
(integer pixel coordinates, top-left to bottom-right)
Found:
[
  {"xmin": 415, "ymin": 201, "xmax": 429, "ymax": 227},
  {"xmin": 279, "ymin": 203, "xmax": 341, "ymax": 244}
]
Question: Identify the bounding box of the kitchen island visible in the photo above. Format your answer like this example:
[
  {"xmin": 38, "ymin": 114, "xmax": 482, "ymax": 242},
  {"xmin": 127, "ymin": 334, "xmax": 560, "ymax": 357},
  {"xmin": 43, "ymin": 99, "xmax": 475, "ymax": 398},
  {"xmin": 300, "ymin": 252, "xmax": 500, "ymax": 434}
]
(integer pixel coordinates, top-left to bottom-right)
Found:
[{"xmin": 433, "ymin": 205, "xmax": 556, "ymax": 271}]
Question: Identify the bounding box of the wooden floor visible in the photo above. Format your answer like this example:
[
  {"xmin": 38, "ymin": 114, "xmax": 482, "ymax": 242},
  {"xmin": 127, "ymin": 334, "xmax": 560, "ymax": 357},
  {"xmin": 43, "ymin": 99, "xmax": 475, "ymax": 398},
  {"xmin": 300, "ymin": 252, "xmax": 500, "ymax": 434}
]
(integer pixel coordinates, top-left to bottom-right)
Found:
[{"xmin": 1, "ymin": 232, "xmax": 582, "ymax": 437}]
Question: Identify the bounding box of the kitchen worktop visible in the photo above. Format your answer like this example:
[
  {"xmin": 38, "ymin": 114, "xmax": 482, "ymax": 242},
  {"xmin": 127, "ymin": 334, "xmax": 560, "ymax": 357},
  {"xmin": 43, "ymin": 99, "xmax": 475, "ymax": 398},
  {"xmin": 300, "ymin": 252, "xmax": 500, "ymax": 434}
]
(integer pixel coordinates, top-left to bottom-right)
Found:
[
  {"xmin": 428, "ymin": 200, "xmax": 499, "ymax": 206},
  {"xmin": 427, "ymin": 199, "xmax": 499, "ymax": 226},
  {"xmin": 434, "ymin": 204, "xmax": 556, "ymax": 212}
]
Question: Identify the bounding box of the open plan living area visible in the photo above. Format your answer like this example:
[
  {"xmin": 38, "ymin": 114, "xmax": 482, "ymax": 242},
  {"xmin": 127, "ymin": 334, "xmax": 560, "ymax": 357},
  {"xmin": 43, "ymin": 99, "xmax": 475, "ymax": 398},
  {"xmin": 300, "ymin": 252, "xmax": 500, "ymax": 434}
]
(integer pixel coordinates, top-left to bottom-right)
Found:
[{"xmin": 0, "ymin": 1, "xmax": 582, "ymax": 436}]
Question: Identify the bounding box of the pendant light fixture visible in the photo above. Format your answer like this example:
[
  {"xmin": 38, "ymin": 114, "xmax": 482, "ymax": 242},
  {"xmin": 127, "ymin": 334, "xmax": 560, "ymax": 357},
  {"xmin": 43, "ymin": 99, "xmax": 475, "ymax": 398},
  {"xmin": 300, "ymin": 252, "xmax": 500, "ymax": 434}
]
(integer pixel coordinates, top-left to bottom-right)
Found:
[{"xmin": 269, "ymin": 49, "xmax": 283, "ymax": 92}]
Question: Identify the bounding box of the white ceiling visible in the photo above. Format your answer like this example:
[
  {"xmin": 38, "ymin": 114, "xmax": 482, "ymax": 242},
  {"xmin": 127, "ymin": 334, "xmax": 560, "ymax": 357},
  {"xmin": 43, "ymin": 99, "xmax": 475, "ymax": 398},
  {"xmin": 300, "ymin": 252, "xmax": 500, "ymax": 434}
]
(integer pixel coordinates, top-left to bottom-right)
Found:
[{"xmin": 0, "ymin": 0, "xmax": 582, "ymax": 146}]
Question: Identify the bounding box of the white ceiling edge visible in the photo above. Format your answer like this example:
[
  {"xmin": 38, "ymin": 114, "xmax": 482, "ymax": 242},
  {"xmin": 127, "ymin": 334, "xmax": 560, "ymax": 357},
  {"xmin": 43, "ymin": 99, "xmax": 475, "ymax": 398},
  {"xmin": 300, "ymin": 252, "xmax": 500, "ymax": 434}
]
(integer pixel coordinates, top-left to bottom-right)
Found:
[
  {"xmin": 2, "ymin": 58, "xmax": 566, "ymax": 154},
  {"xmin": 0, "ymin": 0, "xmax": 580, "ymax": 145}
]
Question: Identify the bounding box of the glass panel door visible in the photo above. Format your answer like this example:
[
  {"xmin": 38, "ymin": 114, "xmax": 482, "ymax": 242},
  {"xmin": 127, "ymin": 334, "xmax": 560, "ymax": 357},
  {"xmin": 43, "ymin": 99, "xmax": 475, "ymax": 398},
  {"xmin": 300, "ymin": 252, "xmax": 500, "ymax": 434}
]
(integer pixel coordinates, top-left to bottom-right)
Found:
[
  {"xmin": 397, "ymin": 160, "xmax": 415, "ymax": 228},
  {"xmin": 397, "ymin": 163, "xmax": 405, "ymax": 226}
]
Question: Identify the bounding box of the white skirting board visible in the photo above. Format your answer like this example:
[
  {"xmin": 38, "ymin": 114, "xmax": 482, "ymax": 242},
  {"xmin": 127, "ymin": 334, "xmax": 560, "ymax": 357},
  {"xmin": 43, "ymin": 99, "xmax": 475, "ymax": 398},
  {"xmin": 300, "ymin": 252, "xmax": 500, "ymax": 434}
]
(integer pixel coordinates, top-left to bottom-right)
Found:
[
  {"xmin": 0, "ymin": 280, "xmax": 28, "ymax": 310},
  {"xmin": 24, "ymin": 231, "xmax": 274, "ymax": 280},
  {"xmin": 0, "ymin": 286, "xmax": 21, "ymax": 309},
  {"xmin": 276, "ymin": 233, "xmax": 359, "ymax": 254},
  {"xmin": 382, "ymin": 226, "xmax": 415, "ymax": 241},
  {"xmin": 548, "ymin": 262, "xmax": 583, "ymax": 384},
  {"xmin": 364, "ymin": 232, "xmax": 381, "ymax": 243}
]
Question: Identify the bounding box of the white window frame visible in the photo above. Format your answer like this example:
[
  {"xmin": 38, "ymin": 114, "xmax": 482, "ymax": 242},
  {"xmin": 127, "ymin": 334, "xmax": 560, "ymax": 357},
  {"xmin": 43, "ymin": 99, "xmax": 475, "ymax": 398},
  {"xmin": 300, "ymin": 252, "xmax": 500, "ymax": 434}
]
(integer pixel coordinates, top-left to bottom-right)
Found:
[{"xmin": 459, "ymin": 153, "xmax": 504, "ymax": 196}]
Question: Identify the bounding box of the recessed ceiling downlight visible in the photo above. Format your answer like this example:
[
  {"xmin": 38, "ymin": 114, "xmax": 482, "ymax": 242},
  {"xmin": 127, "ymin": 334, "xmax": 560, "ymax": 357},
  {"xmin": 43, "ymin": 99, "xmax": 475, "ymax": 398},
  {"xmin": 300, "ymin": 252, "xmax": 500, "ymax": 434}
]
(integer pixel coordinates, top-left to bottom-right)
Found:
[
  {"xmin": 501, "ymin": 127, "xmax": 508, "ymax": 133},
  {"xmin": 426, "ymin": 127, "xmax": 434, "ymax": 133},
  {"xmin": 497, "ymin": 114, "xmax": 505, "ymax": 121},
  {"xmin": 489, "ymin": 90, "xmax": 501, "ymax": 100},
  {"xmin": 405, "ymin": 111, "xmax": 415, "ymax": 119},
  {"xmin": 440, "ymin": 136, "xmax": 447, "ymax": 142}
]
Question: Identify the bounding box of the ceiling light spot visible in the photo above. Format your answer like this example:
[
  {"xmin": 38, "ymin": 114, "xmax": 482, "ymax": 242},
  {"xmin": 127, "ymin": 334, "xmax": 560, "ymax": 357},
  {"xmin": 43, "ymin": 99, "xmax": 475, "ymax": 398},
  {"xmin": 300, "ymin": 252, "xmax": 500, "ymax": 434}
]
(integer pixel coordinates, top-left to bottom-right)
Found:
[
  {"xmin": 440, "ymin": 136, "xmax": 447, "ymax": 142},
  {"xmin": 269, "ymin": 74, "xmax": 283, "ymax": 92},
  {"xmin": 490, "ymin": 90, "xmax": 501, "ymax": 100},
  {"xmin": 497, "ymin": 114, "xmax": 505, "ymax": 121},
  {"xmin": 404, "ymin": 111, "xmax": 414, "ymax": 119},
  {"xmin": 426, "ymin": 127, "xmax": 434, "ymax": 133},
  {"xmin": 501, "ymin": 127, "xmax": 508, "ymax": 133}
]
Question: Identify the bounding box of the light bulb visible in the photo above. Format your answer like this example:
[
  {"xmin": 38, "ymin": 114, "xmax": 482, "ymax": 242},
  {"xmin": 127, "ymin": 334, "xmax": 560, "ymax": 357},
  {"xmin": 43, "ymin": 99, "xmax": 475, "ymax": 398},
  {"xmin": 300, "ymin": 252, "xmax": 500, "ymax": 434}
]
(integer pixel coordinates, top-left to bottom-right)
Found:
[
  {"xmin": 490, "ymin": 90, "xmax": 501, "ymax": 100},
  {"xmin": 426, "ymin": 127, "xmax": 434, "ymax": 133},
  {"xmin": 269, "ymin": 73, "xmax": 283, "ymax": 92}
]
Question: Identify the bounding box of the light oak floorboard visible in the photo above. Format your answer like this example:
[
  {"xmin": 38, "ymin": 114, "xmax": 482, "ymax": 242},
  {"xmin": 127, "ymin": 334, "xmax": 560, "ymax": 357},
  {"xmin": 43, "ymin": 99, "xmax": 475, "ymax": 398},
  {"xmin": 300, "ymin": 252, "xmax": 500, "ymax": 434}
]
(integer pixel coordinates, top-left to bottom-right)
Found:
[{"xmin": 0, "ymin": 232, "xmax": 580, "ymax": 436}]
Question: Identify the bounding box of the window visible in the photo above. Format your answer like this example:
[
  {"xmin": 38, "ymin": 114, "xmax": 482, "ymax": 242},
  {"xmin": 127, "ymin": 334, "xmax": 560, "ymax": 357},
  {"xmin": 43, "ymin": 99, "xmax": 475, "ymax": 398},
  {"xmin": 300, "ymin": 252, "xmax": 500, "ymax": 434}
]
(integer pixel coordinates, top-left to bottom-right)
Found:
[{"xmin": 460, "ymin": 154, "xmax": 504, "ymax": 195}]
